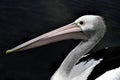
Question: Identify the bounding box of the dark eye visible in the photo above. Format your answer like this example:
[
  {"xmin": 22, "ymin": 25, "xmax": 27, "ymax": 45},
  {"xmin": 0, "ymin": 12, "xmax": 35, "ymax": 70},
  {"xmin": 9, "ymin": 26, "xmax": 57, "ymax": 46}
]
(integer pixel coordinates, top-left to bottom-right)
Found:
[{"xmin": 79, "ymin": 21, "xmax": 84, "ymax": 25}]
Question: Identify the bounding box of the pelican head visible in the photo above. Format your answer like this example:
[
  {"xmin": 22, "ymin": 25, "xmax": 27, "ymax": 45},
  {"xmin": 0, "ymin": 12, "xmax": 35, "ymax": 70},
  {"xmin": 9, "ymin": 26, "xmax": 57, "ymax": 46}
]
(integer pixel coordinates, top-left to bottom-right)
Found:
[
  {"xmin": 75, "ymin": 15, "xmax": 105, "ymax": 38},
  {"xmin": 6, "ymin": 15, "xmax": 106, "ymax": 54}
]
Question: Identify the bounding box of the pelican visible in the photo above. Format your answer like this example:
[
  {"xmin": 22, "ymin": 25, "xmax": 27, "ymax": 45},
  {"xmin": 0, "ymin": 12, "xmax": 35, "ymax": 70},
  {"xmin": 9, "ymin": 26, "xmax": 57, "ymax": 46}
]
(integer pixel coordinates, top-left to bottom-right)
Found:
[{"xmin": 6, "ymin": 15, "xmax": 120, "ymax": 80}]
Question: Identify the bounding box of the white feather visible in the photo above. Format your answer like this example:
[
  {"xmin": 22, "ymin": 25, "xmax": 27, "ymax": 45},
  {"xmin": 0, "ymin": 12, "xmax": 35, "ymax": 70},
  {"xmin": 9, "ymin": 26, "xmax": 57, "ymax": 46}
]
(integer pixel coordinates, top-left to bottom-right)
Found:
[
  {"xmin": 96, "ymin": 66, "xmax": 120, "ymax": 80},
  {"xmin": 70, "ymin": 59, "xmax": 103, "ymax": 80}
]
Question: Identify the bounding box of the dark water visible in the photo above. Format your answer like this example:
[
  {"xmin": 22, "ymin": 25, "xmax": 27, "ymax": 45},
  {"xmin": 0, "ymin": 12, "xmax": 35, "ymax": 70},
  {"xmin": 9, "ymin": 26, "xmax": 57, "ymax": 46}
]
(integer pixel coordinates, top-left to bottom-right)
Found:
[{"xmin": 0, "ymin": 0, "xmax": 120, "ymax": 80}]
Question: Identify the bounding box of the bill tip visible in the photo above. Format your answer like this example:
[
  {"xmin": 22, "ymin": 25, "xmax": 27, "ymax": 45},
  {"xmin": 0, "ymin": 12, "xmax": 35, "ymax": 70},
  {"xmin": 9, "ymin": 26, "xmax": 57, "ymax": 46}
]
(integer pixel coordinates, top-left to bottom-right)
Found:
[{"xmin": 5, "ymin": 50, "xmax": 13, "ymax": 54}]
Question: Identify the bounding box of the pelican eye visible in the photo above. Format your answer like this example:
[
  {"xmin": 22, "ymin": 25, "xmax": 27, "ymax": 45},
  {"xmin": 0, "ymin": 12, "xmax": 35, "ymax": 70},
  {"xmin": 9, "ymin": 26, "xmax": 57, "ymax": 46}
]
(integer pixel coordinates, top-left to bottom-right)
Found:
[{"xmin": 79, "ymin": 21, "xmax": 84, "ymax": 25}]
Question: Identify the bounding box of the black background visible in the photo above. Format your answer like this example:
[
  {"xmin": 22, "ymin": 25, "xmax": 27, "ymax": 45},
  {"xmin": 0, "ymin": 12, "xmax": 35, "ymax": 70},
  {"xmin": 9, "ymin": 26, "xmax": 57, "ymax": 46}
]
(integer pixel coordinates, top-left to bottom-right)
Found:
[{"xmin": 0, "ymin": 0, "xmax": 120, "ymax": 80}]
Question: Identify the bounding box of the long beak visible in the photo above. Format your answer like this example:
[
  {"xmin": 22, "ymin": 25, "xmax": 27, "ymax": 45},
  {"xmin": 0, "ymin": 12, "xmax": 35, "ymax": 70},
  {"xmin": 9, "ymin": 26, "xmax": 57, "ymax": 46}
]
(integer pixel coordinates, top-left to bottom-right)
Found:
[{"xmin": 6, "ymin": 22, "xmax": 87, "ymax": 54}]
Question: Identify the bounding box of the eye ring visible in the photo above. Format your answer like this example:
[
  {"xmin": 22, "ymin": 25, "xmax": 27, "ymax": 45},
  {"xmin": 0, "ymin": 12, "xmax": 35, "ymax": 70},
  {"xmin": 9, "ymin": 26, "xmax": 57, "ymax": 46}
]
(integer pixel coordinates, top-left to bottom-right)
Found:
[{"xmin": 79, "ymin": 21, "xmax": 84, "ymax": 25}]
